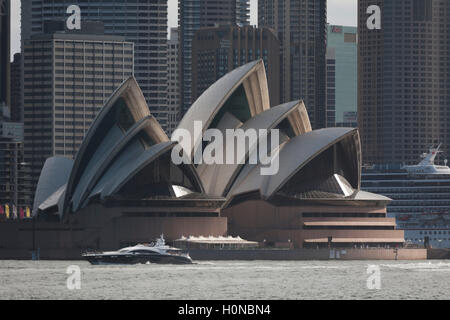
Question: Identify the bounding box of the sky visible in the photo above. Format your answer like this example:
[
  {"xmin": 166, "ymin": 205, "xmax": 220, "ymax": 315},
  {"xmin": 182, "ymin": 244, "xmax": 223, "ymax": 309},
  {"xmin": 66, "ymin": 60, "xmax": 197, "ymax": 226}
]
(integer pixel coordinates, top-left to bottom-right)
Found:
[{"xmin": 10, "ymin": 0, "xmax": 357, "ymax": 61}]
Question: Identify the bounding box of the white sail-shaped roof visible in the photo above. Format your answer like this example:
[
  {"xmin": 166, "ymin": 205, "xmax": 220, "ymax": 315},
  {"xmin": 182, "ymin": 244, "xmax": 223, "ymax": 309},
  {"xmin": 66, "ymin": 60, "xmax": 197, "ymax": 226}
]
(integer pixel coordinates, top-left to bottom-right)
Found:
[
  {"xmin": 33, "ymin": 60, "xmax": 377, "ymax": 219},
  {"xmin": 225, "ymin": 128, "xmax": 361, "ymax": 205},
  {"xmin": 198, "ymin": 100, "xmax": 308, "ymax": 197},
  {"xmin": 71, "ymin": 116, "xmax": 165, "ymax": 212},
  {"xmin": 61, "ymin": 77, "xmax": 168, "ymax": 216},
  {"xmin": 33, "ymin": 157, "xmax": 73, "ymax": 216},
  {"xmin": 174, "ymin": 60, "xmax": 270, "ymax": 162},
  {"xmin": 37, "ymin": 184, "xmax": 66, "ymax": 215},
  {"xmin": 97, "ymin": 141, "xmax": 203, "ymax": 199}
]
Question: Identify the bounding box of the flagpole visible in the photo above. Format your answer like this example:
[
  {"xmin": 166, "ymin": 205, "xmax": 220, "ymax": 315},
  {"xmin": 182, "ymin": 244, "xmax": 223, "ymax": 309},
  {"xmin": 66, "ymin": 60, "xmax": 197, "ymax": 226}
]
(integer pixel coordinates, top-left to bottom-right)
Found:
[
  {"xmin": 32, "ymin": 216, "xmax": 36, "ymax": 253},
  {"xmin": 13, "ymin": 147, "xmax": 18, "ymax": 216}
]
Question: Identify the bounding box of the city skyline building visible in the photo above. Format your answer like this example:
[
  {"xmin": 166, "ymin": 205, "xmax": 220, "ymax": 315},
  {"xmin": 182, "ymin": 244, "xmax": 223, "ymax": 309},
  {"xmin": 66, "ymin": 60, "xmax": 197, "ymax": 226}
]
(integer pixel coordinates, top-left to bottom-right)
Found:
[
  {"xmin": 0, "ymin": 122, "xmax": 32, "ymax": 210},
  {"xmin": 10, "ymin": 52, "xmax": 21, "ymax": 122},
  {"xmin": 258, "ymin": 0, "xmax": 328, "ymax": 129},
  {"xmin": 326, "ymin": 47, "xmax": 336, "ymax": 127},
  {"xmin": 23, "ymin": 31, "xmax": 134, "ymax": 199},
  {"xmin": 0, "ymin": 0, "xmax": 10, "ymax": 114},
  {"xmin": 191, "ymin": 24, "xmax": 280, "ymax": 106},
  {"xmin": 167, "ymin": 28, "xmax": 180, "ymax": 135},
  {"xmin": 21, "ymin": 0, "xmax": 168, "ymax": 131},
  {"xmin": 326, "ymin": 25, "xmax": 358, "ymax": 128},
  {"xmin": 179, "ymin": 0, "xmax": 250, "ymax": 113},
  {"xmin": 358, "ymin": 0, "xmax": 450, "ymax": 165}
]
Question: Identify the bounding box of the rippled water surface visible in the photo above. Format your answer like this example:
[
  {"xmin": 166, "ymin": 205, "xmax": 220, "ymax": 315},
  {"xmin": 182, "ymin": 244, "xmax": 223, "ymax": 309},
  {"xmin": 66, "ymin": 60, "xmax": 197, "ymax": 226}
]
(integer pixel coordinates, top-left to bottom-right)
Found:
[{"xmin": 0, "ymin": 260, "xmax": 448, "ymax": 300}]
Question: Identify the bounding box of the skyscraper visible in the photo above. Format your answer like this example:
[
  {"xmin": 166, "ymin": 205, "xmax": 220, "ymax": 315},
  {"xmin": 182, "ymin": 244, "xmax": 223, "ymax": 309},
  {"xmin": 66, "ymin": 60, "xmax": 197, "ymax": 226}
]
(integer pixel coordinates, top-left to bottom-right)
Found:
[
  {"xmin": 192, "ymin": 25, "xmax": 280, "ymax": 106},
  {"xmin": 236, "ymin": 0, "xmax": 251, "ymax": 26},
  {"xmin": 258, "ymin": 0, "xmax": 327, "ymax": 129},
  {"xmin": 326, "ymin": 25, "xmax": 358, "ymax": 128},
  {"xmin": 326, "ymin": 48, "xmax": 336, "ymax": 128},
  {"xmin": 10, "ymin": 53, "xmax": 22, "ymax": 122},
  {"xmin": 0, "ymin": 0, "xmax": 10, "ymax": 112},
  {"xmin": 23, "ymin": 30, "xmax": 134, "ymax": 196},
  {"xmin": 179, "ymin": 0, "xmax": 250, "ymax": 113},
  {"xmin": 167, "ymin": 28, "xmax": 180, "ymax": 135},
  {"xmin": 21, "ymin": 0, "xmax": 168, "ymax": 131},
  {"xmin": 358, "ymin": 0, "xmax": 450, "ymax": 165},
  {"xmin": 0, "ymin": 122, "xmax": 32, "ymax": 210}
]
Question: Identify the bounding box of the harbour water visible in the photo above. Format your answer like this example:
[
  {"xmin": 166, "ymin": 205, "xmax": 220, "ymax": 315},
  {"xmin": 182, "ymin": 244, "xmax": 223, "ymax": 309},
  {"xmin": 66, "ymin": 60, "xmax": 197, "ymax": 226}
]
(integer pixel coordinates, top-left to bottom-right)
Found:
[{"xmin": 0, "ymin": 260, "xmax": 448, "ymax": 300}]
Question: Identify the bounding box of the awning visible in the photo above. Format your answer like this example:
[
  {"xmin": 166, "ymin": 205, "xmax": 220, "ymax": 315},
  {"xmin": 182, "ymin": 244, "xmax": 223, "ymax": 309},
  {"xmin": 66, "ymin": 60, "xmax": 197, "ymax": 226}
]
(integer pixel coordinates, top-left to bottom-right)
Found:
[
  {"xmin": 304, "ymin": 238, "xmax": 405, "ymax": 243},
  {"xmin": 174, "ymin": 236, "xmax": 259, "ymax": 245},
  {"xmin": 304, "ymin": 221, "xmax": 396, "ymax": 227}
]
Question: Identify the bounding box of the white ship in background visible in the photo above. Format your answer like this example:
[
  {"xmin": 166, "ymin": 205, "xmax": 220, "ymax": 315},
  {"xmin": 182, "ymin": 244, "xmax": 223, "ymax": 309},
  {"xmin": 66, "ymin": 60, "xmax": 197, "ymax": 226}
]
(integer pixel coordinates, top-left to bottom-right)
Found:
[
  {"xmin": 402, "ymin": 143, "xmax": 450, "ymax": 175},
  {"xmin": 362, "ymin": 144, "xmax": 450, "ymax": 249}
]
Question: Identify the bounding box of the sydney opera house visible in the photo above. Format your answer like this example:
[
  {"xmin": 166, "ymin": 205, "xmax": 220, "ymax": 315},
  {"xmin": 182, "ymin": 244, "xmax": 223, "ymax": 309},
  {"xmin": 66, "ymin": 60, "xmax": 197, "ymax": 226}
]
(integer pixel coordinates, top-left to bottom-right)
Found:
[{"xmin": 0, "ymin": 60, "xmax": 406, "ymax": 258}]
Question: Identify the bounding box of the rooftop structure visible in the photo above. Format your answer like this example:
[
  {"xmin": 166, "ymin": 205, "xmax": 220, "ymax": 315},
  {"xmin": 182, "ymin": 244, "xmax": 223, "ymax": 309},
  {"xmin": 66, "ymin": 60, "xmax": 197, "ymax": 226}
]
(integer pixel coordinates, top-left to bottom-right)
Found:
[{"xmin": 174, "ymin": 236, "xmax": 259, "ymax": 250}]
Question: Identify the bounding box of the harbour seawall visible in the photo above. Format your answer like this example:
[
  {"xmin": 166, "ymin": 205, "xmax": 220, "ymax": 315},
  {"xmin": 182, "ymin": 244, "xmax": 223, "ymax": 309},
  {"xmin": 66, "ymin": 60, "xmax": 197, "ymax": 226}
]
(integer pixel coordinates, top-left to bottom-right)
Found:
[
  {"xmin": 0, "ymin": 216, "xmax": 431, "ymax": 261},
  {"xmin": 427, "ymin": 249, "xmax": 450, "ymax": 260},
  {"xmin": 0, "ymin": 248, "xmax": 429, "ymax": 261},
  {"xmin": 187, "ymin": 248, "xmax": 428, "ymax": 261}
]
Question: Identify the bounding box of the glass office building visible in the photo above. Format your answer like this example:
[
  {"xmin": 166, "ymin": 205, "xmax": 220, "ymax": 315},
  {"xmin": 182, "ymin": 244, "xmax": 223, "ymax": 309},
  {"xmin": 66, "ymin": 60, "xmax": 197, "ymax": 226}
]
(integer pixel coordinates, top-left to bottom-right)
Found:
[{"xmin": 326, "ymin": 25, "xmax": 358, "ymax": 128}]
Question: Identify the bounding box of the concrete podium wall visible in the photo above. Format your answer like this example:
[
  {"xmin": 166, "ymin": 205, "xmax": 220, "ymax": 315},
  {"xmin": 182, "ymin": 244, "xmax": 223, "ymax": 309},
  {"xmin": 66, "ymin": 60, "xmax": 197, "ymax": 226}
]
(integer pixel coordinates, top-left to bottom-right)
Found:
[
  {"xmin": 223, "ymin": 200, "xmax": 404, "ymax": 248},
  {"xmin": 0, "ymin": 203, "xmax": 227, "ymax": 259}
]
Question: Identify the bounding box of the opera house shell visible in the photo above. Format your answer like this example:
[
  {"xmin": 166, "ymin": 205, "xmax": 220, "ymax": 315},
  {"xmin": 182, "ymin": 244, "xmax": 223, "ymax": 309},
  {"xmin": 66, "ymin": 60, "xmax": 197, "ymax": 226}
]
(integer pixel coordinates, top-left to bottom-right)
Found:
[{"xmin": 30, "ymin": 60, "xmax": 404, "ymax": 253}]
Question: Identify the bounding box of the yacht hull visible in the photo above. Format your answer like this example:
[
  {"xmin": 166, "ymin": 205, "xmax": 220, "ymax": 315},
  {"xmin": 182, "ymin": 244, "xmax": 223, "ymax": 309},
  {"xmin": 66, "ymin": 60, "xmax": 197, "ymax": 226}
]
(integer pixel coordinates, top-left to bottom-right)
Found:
[{"xmin": 83, "ymin": 253, "xmax": 193, "ymax": 265}]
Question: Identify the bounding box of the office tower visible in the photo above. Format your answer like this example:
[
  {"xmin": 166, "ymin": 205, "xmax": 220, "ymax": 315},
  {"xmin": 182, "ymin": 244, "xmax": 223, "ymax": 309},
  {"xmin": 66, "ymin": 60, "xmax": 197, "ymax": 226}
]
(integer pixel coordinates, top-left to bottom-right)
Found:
[
  {"xmin": 358, "ymin": 0, "xmax": 450, "ymax": 165},
  {"xmin": 21, "ymin": 0, "xmax": 168, "ymax": 131},
  {"xmin": 0, "ymin": 122, "xmax": 33, "ymax": 209},
  {"xmin": 0, "ymin": 0, "xmax": 10, "ymax": 114},
  {"xmin": 326, "ymin": 48, "xmax": 336, "ymax": 128},
  {"xmin": 236, "ymin": 0, "xmax": 251, "ymax": 26},
  {"xmin": 326, "ymin": 25, "xmax": 358, "ymax": 128},
  {"xmin": 0, "ymin": 137, "xmax": 24, "ymax": 210},
  {"xmin": 179, "ymin": 0, "xmax": 250, "ymax": 113},
  {"xmin": 23, "ymin": 30, "xmax": 134, "ymax": 195},
  {"xmin": 10, "ymin": 53, "xmax": 22, "ymax": 122},
  {"xmin": 167, "ymin": 28, "xmax": 180, "ymax": 136},
  {"xmin": 192, "ymin": 25, "xmax": 280, "ymax": 106},
  {"xmin": 258, "ymin": 0, "xmax": 327, "ymax": 129}
]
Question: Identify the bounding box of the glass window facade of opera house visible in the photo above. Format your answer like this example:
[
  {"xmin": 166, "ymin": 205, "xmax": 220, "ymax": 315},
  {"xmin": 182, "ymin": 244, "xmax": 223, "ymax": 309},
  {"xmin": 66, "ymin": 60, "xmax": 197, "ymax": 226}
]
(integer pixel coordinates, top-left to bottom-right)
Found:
[{"xmin": 0, "ymin": 60, "xmax": 407, "ymax": 259}]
